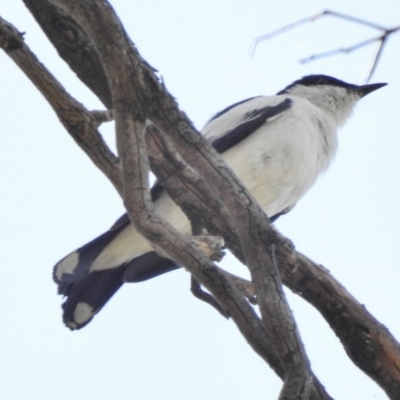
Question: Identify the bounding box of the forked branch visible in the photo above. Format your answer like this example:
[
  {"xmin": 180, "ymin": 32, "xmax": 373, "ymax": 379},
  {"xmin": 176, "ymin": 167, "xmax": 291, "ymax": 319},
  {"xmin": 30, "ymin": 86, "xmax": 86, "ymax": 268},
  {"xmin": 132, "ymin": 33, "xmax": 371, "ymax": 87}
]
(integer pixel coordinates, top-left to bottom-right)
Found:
[{"xmin": 251, "ymin": 9, "xmax": 399, "ymax": 82}]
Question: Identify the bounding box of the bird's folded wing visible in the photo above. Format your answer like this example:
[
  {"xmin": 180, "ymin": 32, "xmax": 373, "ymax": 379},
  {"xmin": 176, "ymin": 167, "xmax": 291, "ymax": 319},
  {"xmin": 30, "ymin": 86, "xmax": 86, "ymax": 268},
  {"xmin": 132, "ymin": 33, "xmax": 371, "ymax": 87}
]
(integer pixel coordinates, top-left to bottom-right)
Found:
[{"xmin": 210, "ymin": 98, "xmax": 292, "ymax": 153}]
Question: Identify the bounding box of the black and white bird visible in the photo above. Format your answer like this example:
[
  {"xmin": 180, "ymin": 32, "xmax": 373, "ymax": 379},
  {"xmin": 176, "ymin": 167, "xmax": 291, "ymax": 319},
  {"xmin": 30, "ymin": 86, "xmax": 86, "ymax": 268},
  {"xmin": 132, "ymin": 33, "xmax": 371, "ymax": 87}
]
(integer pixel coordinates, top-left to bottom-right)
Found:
[{"xmin": 54, "ymin": 75, "xmax": 386, "ymax": 330}]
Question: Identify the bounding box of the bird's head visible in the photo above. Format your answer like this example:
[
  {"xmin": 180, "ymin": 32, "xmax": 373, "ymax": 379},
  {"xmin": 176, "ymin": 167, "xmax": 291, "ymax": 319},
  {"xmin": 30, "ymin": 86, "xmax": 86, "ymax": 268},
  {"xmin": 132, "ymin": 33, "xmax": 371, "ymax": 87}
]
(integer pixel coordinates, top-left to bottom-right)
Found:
[{"xmin": 278, "ymin": 74, "xmax": 387, "ymax": 126}]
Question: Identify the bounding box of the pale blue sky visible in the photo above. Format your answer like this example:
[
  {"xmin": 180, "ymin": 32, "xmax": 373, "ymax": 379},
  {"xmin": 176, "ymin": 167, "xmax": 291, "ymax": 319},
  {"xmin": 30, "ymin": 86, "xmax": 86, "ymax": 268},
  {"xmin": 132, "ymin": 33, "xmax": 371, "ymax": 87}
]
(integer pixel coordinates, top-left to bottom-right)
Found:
[{"xmin": 1, "ymin": 1, "xmax": 399, "ymax": 399}]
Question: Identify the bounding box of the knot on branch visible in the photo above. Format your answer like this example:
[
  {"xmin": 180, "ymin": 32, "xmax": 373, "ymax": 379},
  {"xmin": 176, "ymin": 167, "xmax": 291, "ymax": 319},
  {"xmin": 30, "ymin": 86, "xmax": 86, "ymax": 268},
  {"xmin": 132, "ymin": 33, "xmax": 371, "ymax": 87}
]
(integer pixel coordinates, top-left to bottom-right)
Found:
[
  {"xmin": 91, "ymin": 109, "xmax": 114, "ymax": 126},
  {"xmin": 191, "ymin": 235, "xmax": 225, "ymax": 262}
]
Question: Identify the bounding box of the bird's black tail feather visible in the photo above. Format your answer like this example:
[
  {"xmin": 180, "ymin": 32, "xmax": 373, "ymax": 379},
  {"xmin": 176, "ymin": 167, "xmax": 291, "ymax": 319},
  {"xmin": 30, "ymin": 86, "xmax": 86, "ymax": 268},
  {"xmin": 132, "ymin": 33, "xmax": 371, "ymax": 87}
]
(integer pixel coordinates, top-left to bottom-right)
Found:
[
  {"xmin": 60, "ymin": 251, "xmax": 180, "ymax": 330},
  {"xmin": 62, "ymin": 267, "xmax": 125, "ymax": 330},
  {"xmin": 123, "ymin": 251, "xmax": 180, "ymax": 282}
]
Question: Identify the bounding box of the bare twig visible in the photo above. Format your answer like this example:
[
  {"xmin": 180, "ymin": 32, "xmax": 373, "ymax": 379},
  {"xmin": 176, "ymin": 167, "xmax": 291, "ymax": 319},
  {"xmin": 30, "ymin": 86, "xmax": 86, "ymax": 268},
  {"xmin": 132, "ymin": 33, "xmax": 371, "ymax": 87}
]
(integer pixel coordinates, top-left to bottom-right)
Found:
[
  {"xmin": 365, "ymin": 35, "xmax": 389, "ymax": 83},
  {"xmin": 191, "ymin": 276, "xmax": 230, "ymax": 318},
  {"xmin": 252, "ymin": 9, "xmax": 400, "ymax": 82},
  {"xmin": 299, "ymin": 36, "xmax": 380, "ymax": 63}
]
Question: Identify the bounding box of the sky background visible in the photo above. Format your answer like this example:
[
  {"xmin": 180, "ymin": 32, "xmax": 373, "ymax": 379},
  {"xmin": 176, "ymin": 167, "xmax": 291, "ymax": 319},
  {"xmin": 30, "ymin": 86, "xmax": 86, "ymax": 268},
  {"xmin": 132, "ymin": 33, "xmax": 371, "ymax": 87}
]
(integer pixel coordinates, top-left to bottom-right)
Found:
[{"xmin": 1, "ymin": 1, "xmax": 399, "ymax": 399}]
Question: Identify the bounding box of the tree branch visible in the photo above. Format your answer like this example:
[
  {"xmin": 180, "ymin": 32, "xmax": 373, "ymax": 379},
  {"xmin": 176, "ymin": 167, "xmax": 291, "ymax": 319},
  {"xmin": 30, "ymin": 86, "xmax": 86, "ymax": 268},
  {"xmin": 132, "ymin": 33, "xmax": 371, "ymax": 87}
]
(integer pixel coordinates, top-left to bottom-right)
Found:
[
  {"xmin": 251, "ymin": 9, "xmax": 400, "ymax": 82},
  {"xmin": 0, "ymin": 15, "xmax": 123, "ymax": 195}
]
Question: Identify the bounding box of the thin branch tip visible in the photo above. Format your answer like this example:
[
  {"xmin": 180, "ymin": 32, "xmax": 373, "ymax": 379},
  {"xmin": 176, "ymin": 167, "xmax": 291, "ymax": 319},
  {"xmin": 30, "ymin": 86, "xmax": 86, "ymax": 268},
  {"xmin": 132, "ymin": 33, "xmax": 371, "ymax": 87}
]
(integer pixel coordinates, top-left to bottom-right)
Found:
[{"xmin": 251, "ymin": 9, "xmax": 399, "ymax": 82}]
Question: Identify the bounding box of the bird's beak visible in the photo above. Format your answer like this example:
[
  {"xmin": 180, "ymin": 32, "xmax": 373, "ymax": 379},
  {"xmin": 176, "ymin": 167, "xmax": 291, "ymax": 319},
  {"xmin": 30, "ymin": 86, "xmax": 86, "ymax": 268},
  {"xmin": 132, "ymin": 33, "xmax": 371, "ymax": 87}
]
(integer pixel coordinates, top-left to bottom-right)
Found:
[{"xmin": 356, "ymin": 82, "xmax": 387, "ymax": 97}]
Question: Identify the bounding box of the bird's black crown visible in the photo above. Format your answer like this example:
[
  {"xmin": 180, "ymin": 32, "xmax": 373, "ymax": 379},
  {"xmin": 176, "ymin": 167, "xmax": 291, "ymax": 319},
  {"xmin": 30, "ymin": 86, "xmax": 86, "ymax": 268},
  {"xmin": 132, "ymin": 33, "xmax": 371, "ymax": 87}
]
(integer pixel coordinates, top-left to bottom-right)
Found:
[{"xmin": 277, "ymin": 74, "xmax": 357, "ymax": 95}]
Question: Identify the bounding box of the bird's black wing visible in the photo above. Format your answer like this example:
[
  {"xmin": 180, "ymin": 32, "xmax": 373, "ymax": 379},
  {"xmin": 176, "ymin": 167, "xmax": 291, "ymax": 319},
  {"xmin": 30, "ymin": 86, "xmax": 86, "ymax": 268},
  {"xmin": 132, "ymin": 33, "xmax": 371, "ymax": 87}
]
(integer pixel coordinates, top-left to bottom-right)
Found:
[
  {"xmin": 212, "ymin": 98, "xmax": 292, "ymax": 153},
  {"xmin": 207, "ymin": 96, "xmax": 261, "ymax": 123}
]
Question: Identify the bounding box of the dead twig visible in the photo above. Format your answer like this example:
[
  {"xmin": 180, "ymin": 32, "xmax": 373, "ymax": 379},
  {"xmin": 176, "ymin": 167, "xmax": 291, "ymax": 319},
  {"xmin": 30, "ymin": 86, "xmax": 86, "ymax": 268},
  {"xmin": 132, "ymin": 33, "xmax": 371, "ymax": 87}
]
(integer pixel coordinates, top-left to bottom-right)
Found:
[{"xmin": 251, "ymin": 9, "xmax": 400, "ymax": 82}]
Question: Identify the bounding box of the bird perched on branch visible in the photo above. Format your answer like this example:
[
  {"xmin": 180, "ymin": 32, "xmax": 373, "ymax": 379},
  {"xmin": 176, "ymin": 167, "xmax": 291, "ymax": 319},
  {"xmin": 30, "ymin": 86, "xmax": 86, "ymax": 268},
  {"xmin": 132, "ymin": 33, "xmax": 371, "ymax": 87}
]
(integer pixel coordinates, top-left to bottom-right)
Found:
[{"xmin": 53, "ymin": 74, "xmax": 386, "ymax": 330}]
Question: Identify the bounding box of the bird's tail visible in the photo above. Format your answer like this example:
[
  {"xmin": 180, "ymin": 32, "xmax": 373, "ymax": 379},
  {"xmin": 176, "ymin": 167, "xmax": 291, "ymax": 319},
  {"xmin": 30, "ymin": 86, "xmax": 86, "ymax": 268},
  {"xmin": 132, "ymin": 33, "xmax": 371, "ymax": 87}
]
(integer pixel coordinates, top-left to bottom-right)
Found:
[{"xmin": 53, "ymin": 223, "xmax": 180, "ymax": 330}]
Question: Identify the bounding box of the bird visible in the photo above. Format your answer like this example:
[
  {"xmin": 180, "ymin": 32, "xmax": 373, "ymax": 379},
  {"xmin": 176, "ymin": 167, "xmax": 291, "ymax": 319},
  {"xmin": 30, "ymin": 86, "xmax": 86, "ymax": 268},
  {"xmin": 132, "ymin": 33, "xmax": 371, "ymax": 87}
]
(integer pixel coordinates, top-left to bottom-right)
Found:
[{"xmin": 53, "ymin": 74, "xmax": 386, "ymax": 330}]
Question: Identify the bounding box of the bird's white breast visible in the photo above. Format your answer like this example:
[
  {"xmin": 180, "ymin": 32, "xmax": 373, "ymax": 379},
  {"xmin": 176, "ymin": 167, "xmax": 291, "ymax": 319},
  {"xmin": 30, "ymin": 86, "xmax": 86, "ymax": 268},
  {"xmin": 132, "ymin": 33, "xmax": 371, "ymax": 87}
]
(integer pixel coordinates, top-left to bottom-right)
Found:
[{"xmin": 205, "ymin": 95, "xmax": 338, "ymax": 217}]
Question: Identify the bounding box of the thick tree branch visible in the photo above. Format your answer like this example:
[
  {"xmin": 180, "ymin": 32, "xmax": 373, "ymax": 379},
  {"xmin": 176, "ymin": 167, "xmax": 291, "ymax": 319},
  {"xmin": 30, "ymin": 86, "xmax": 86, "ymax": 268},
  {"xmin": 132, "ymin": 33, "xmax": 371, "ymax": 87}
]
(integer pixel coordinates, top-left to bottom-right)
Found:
[
  {"xmin": 280, "ymin": 250, "xmax": 400, "ymax": 400},
  {"xmin": 145, "ymin": 120, "xmax": 331, "ymax": 399},
  {"xmin": 23, "ymin": 0, "xmax": 113, "ymax": 108},
  {"xmin": 0, "ymin": 15, "xmax": 123, "ymax": 195}
]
